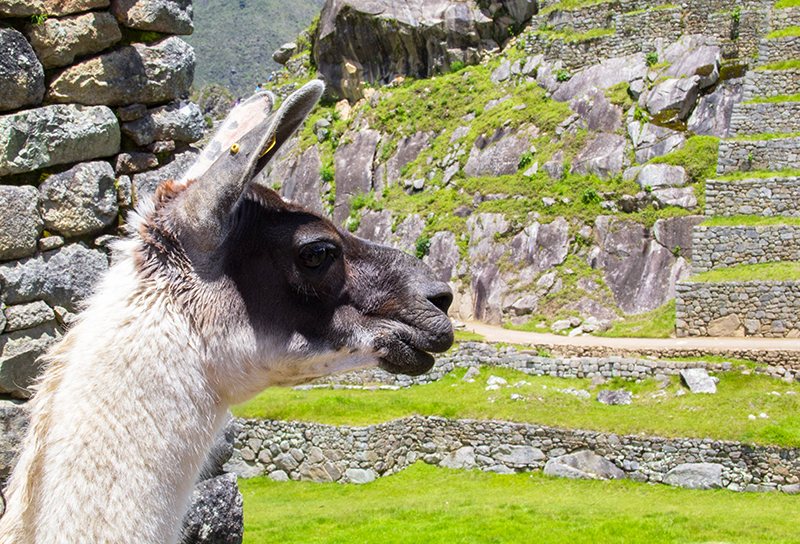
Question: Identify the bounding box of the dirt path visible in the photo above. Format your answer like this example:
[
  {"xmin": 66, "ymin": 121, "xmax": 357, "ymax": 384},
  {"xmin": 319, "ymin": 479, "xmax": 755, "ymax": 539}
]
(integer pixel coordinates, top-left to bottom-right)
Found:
[{"xmin": 463, "ymin": 321, "xmax": 800, "ymax": 353}]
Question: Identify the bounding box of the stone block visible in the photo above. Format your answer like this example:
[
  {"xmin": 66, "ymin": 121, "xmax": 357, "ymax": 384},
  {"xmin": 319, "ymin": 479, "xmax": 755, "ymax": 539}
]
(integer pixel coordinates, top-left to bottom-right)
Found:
[
  {"xmin": 0, "ymin": 186, "xmax": 43, "ymax": 262},
  {"xmin": 0, "ymin": 28, "xmax": 45, "ymax": 112},
  {"xmin": 121, "ymin": 102, "xmax": 204, "ymax": 146},
  {"xmin": 0, "ymin": 0, "xmax": 109, "ymax": 17},
  {"xmin": 0, "ymin": 321, "xmax": 61, "ymax": 398},
  {"xmin": 111, "ymin": 0, "xmax": 193, "ymax": 34},
  {"xmin": 180, "ymin": 473, "xmax": 243, "ymax": 544},
  {"xmin": 664, "ymin": 462, "xmax": 723, "ymax": 490},
  {"xmin": 3, "ymin": 301, "xmax": 55, "ymax": 333},
  {"xmin": 25, "ymin": 11, "xmax": 121, "ymax": 69}
]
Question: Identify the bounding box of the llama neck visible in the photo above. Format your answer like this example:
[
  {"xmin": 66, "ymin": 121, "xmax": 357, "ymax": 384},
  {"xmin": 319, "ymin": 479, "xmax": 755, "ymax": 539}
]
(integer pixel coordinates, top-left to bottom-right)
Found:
[{"xmin": 0, "ymin": 257, "xmax": 228, "ymax": 544}]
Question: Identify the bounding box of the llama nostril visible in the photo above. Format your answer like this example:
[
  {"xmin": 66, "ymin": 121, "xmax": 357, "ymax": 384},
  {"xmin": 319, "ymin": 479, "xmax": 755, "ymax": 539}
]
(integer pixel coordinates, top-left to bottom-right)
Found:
[{"xmin": 427, "ymin": 290, "xmax": 453, "ymax": 314}]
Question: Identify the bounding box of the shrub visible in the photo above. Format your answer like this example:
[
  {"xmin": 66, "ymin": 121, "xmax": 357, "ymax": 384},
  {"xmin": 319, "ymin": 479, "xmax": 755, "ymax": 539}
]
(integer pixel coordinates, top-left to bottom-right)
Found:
[
  {"xmin": 581, "ymin": 187, "xmax": 600, "ymax": 204},
  {"xmin": 518, "ymin": 151, "xmax": 534, "ymax": 171},
  {"xmin": 415, "ymin": 236, "xmax": 432, "ymax": 259},
  {"xmin": 646, "ymin": 52, "xmax": 659, "ymax": 66},
  {"xmin": 320, "ymin": 165, "xmax": 335, "ymax": 183},
  {"xmin": 450, "ymin": 61, "xmax": 465, "ymax": 73},
  {"xmin": 555, "ymin": 69, "xmax": 571, "ymax": 82}
]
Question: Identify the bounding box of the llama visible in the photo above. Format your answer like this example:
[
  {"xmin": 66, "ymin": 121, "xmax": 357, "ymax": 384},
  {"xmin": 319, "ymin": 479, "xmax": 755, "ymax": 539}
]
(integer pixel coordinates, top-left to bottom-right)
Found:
[{"xmin": 0, "ymin": 80, "xmax": 454, "ymax": 544}]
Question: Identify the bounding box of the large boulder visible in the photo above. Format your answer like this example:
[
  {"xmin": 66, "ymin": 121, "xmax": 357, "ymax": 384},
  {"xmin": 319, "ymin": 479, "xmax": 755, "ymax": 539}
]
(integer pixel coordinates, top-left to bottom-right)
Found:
[
  {"xmin": 629, "ymin": 121, "xmax": 685, "ymax": 163},
  {"xmin": 569, "ymin": 87, "xmax": 623, "ymax": 132},
  {"xmin": 270, "ymin": 144, "xmax": 327, "ymax": 217},
  {"xmin": 39, "ymin": 161, "xmax": 118, "ymax": 237},
  {"xmin": 180, "ymin": 473, "xmax": 244, "ymax": 544},
  {"xmin": 635, "ymin": 164, "xmax": 686, "ymax": 190},
  {"xmin": 0, "ymin": 186, "xmax": 43, "ymax": 262},
  {"xmin": 440, "ymin": 446, "xmax": 476, "ymax": 470},
  {"xmin": 45, "ymin": 36, "xmax": 195, "ymax": 107},
  {"xmin": 0, "ymin": 321, "xmax": 62, "ymax": 398},
  {"xmin": 464, "ymin": 127, "xmax": 532, "ymax": 178},
  {"xmin": 353, "ymin": 209, "xmax": 393, "ymax": 244},
  {"xmin": 652, "ymin": 187, "xmax": 698, "ymax": 210},
  {"xmin": 385, "ymin": 131, "xmax": 434, "ymax": 185},
  {"xmin": 0, "ymin": 0, "xmax": 109, "ymax": 17},
  {"xmin": 570, "ymin": 133, "xmax": 627, "ymax": 179},
  {"xmin": 662, "ymin": 43, "xmax": 721, "ymax": 90},
  {"xmin": 424, "ymin": 231, "xmax": 460, "ymax": 284},
  {"xmin": 680, "ymin": 368, "xmax": 717, "ymax": 394},
  {"xmin": 332, "ymin": 129, "xmax": 381, "ymax": 225},
  {"xmin": 687, "ymin": 80, "xmax": 743, "ymax": 138},
  {"xmin": 111, "ymin": 0, "xmax": 194, "ymax": 35},
  {"xmin": 0, "ymin": 104, "xmax": 120, "ymax": 176},
  {"xmin": 121, "ymin": 102, "xmax": 204, "ymax": 146},
  {"xmin": 664, "ymin": 463, "xmax": 723, "ymax": 490},
  {"xmin": 551, "ymin": 53, "xmax": 648, "ymax": 103},
  {"xmin": 544, "ymin": 450, "xmax": 625, "ymax": 480},
  {"xmin": 0, "ymin": 28, "xmax": 45, "ymax": 112},
  {"xmin": 25, "ymin": 11, "xmax": 121, "ymax": 69},
  {"xmin": 640, "ymin": 76, "xmax": 701, "ymax": 121},
  {"xmin": 0, "ymin": 243, "xmax": 109, "ymax": 312},
  {"xmin": 653, "ymin": 215, "xmax": 705, "ymax": 259}
]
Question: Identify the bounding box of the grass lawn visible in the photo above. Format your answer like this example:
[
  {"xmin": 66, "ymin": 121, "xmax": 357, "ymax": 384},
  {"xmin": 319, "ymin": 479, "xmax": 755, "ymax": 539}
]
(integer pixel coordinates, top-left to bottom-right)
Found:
[
  {"xmin": 594, "ymin": 300, "xmax": 675, "ymax": 338},
  {"xmin": 688, "ymin": 262, "xmax": 800, "ymax": 283},
  {"xmin": 240, "ymin": 463, "xmax": 800, "ymax": 544},
  {"xmin": 233, "ymin": 367, "xmax": 800, "ymax": 447}
]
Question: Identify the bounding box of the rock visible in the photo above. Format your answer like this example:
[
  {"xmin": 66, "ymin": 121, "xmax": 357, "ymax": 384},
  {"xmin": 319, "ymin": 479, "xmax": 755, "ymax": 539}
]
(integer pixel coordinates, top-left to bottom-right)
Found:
[
  {"xmin": 664, "ymin": 463, "xmax": 723, "ymax": 490},
  {"xmin": 440, "ymin": 446, "xmax": 476, "ymax": 470},
  {"xmin": 333, "ymin": 129, "xmax": 381, "ymax": 225},
  {"xmin": 298, "ymin": 463, "xmax": 335, "ymax": 483},
  {"xmin": 508, "ymin": 217, "xmax": 570, "ymax": 273},
  {"xmin": 687, "ymin": 79, "xmax": 743, "ymax": 138},
  {"xmin": 132, "ymin": 148, "xmax": 199, "ymax": 203},
  {"xmin": 353, "ymin": 209, "xmax": 393, "ymax": 244},
  {"xmin": 563, "ymin": 298, "xmax": 618, "ymax": 322},
  {"xmin": 0, "ymin": 186, "xmax": 43, "ymax": 262},
  {"xmin": 640, "ymin": 76, "xmax": 701, "ymax": 121},
  {"xmin": 268, "ymin": 470, "xmax": 289, "ymax": 481},
  {"xmin": 115, "ymin": 152, "xmax": 159, "ymax": 175},
  {"xmin": 0, "ymin": 243, "xmax": 109, "ymax": 312},
  {"xmin": 463, "ymin": 366, "xmax": 480, "ymax": 381},
  {"xmin": 345, "ymin": 468, "xmax": 376, "ymax": 484},
  {"xmin": 652, "ymin": 187, "xmax": 698, "ymax": 210},
  {"xmin": 25, "ymin": 11, "xmax": 121, "ymax": 69},
  {"xmin": 629, "ymin": 122, "xmax": 686, "ymax": 163},
  {"xmin": 491, "ymin": 60, "xmax": 511, "ymax": 84},
  {"xmin": 121, "ymin": 102, "xmax": 205, "ymax": 146},
  {"xmin": 493, "ymin": 445, "xmax": 544, "ymax": 466},
  {"xmin": 570, "ymin": 133, "xmax": 627, "ymax": 180},
  {"xmin": 117, "ymin": 103, "xmax": 147, "ymax": 122},
  {"xmin": 198, "ymin": 415, "xmax": 238, "ymax": 481},
  {"xmin": 509, "ymin": 294, "xmax": 538, "ymax": 316},
  {"xmin": 464, "ymin": 128, "xmax": 532, "ymax": 178},
  {"xmin": 635, "ymin": 164, "xmax": 686, "ymax": 190},
  {"xmin": 268, "ymin": 144, "xmax": 326, "ymax": 217},
  {"xmin": 680, "ymin": 368, "xmax": 717, "ymax": 394},
  {"xmin": 39, "ymin": 161, "xmax": 118, "ymax": 237},
  {"xmin": 111, "ymin": 0, "xmax": 194, "ymax": 35},
  {"xmin": 551, "ymin": 53, "xmax": 648, "ymax": 103},
  {"xmin": 487, "ymin": 375, "xmax": 507, "ymax": 386},
  {"xmin": 596, "ymin": 390, "xmax": 632, "ymax": 405},
  {"xmin": 3, "ymin": 301, "xmax": 54, "ymax": 333},
  {"xmin": 653, "ymin": 216, "xmax": 705, "ymax": 259},
  {"xmin": 0, "ymin": 399, "xmax": 29, "ymax": 483},
  {"xmin": 180, "ymin": 473, "xmax": 243, "ymax": 544},
  {"xmin": 551, "ymin": 319, "xmax": 571, "ymax": 332},
  {"xmin": 272, "ymin": 42, "xmax": 297, "ymax": 65},
  {"xmin": 544, "ymin": 450, "xmax": 625, "ymax": 480},
  {"xmin": 0, "ymin": 28, "xmax": 44, "ymax": 112},
  {"xmin": 0, "ymin": 321, "xmax": 61, "ymax": 398},
  {"xmin": 1, "ymin": 0, "xmax": 109, "ymax": 17},
  {"xmin": 423, "ymin": 231, "xmax": 459, "ymax": 283},
  {"xmin": 46, "ymin": 37, "xmax": 195, "ymax": 107},
  {"xmin": 222, "ymin": 457, "xmax": 263, "ymax": 479},
  {"xmin": 385, "ymin": 131, "xmax": 434, "ymax": 185},
  {"xmin": 0, "ymin": 104, "xmax": 120, "ymax": 176},
  {"xmin": 663, "ymin": 44, "xmax": 721, "ymax": 89},
  {"xmin": 707, "ymin": 314, "xmax": 744, "ymax": 337},
  {"xmin": 569, "ymin": 87, "xmax": 623, "ymax": 132}
]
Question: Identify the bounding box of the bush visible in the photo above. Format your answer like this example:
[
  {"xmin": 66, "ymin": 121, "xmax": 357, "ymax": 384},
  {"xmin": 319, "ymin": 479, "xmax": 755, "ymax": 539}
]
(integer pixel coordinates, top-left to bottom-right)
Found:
[
  {"xmin": 555, "ymin": 69, "xmax": 571, "ymax": 82},
  {"xmin": 415, "ymin": 236, "xmax": 432, "ymax": 259},
  {"xmin": 518, "ymin": 151, "xmax": 534, "ymax": 171},
  {"xmin": 646, "ymin": 52, "xmax": 659, "ymax": 66},
  {"xmin": 320, "ymin": 165, "xmax": 335, "ymax": 183}
]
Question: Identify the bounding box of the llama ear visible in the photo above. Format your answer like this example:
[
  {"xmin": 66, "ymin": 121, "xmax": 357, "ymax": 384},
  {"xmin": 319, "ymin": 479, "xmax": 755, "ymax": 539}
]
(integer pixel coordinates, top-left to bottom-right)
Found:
[{"xmin": 179, "ymin": 80, "xmax": 325, "ymax": 250}]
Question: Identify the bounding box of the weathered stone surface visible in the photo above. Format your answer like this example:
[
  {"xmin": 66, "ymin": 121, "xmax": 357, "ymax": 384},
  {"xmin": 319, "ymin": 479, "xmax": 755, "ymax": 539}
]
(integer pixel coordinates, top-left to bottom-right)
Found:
[
  {"xmin": 652, "ymin": 187, "xmax": 698, "ymax": 210},
  {"xmin": 0, "ymin": 243, "xmax": 109, "ymax": 312},
  {"xmin": 354, "ymin": 209, "xmax": 393, "ymax": 244},
  {"xmin": 569, "ymin": 87, "xmax": 623, "ymax": 132},
  {"xmin": 180, "ymin": 473, "xmax": 243, "ymax": 544},
  {"xmin": 273, "ymin": 145, "xmax": 326, "ymax": 217},
  {"xmin": 273, "ymin": 42, "xmax": 297, "ymax": 65},
  {"xmin": 629, "ymin": 121, "xmax": 685, "ymax": 163},
  {"xmin": 635, "ymin": 164, "xmax": 686, "ymax": 190},
  {"xmin": 115, "ymin": 151, "xmax": 159, "ymax": 175},
  {"xmin": 663, "ymin": 44, "xmax": 720, "ymax": 89},
  {"xmin": 385, "ymin": 131, "xmax": 434, "ymax": 185},
  {"xmin": 25, "ymin": 11, "xmax": 121, "ymax": 69},
  {"xmin": 509, "ymin": 217, "xmax": 570, "ymax": 273},
  {"xmin": 39, "ymin": 161, "xmax": 118, "ymax": 237},
  {"xmin": 544, "ymin": 450, "xmax": 625, "ymax": 480},
  {"xmin": 391, "ymin": 214, "xmax": 425, "ymax": 255},
  {"xmin": 333, "ymin": 129, "xmax": 380, "ymax": 225},
  {"xmin": 111, "ymin": 0, "xmax": 193, "ymax": 35},
  {"xmin": 0, "ymin": 0, "xmax": 109, "ymax": 17},
  {"xmin": 440, "ymin": 447, "xmax": 476, "ymax": 470},
  {"xmin": 687, "ymin": 79, "xmax": 743, "ymax": 138},
  {"xmin": 596, "ymin": 390, "xmax": 632, "ymax": 405},
  {"xmin": 46, "ymin": 37, "xmax": 195, "ymax": 107},
  {"xmin": 3, "ymin": 301, "xmax": 55, "ymax": 333},
  {"xmin": 680, "ymin": 368, "xmax": 717, "ymax": 394},
  {"xmin": 132, "ymin": 149, "xmax": 199, "ymax": 203},
  {"xmin": 424, "ymin": 231, "xmax": 459, "ymax": 283},
  {"xmin": 551, "ymin": 53, "xmax": 648, "ymax": 103},
  {"xmin": 640, "ymin": 76, "xmax": 701, "ymax": 121},
  {"xmin": 570, "ymin": 133, "xmax": 627, "ymax": 180},
  {"xmin": 0, "ymin": 28, "xmax": 44, "ymax": 112},
  {"xmin": 345, "ymin": 468, "xmax": 376, "ymax": 484},
  {"xmin": 0, "ymin": 186, "xmax": 43, "ymax": 262},
  {"xmin": 0, "ymin": 321, "xmax": 61, "ymax": 398},
  {"xmin": 121, "ymin": 102, "xmax": 204, "ymax": 146},
  {"xmin": 464, "ymin": 127, "xmax": 532, "ymax": 178},
  {"xmin": 653, "ymin": 216, "xmax": 705, "ymax": 259},
  {"xmin": 494, "ymin": 445, "xmax": 544, "ymax": 466},
  {"xmin": 0, "ymin": 104, "xmax": 120, "ymax": 176},
  {"xmin": 0, "ymin": 399, "xmax": 28, "ymax": 483},
  {"xmin": 664, "ymin": 462, "xmax": 723, "ymax": 490},
  {"xmin": 707, "ymin": 314, "xmax": 744, "ymax": 338}
]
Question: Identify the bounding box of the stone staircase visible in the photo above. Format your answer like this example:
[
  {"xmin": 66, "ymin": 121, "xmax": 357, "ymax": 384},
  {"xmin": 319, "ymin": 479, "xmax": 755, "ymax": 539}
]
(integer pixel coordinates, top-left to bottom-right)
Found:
[{"xmin": 676, "ymin": 11, "xmax": 800, "ymax": 338}]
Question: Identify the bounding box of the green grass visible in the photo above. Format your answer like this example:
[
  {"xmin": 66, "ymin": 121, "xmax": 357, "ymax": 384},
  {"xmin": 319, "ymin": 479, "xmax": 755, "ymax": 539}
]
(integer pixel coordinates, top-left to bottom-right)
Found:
[
  {"xmin": 728, "ymin": 132, "xmax": 800, "ymax": 142},
  {"xmin": 594, "ymin": 300, "xmax": 675, "ymax": 338},
  {"xmin": 776, "ymin": 0, "xmax": 800, "ymax": 7},
  {"xmin": 233, "ymin": 367, "xmax": 800, "ymax": 447},
  {"xmin": 756, "ymin": 59, "xmax": 800, "ymax": 70},
  {"xmin": 766, "ymin": 26, "xmax": 800, "ymax": 39},
  {"xmin": 716, "ymin": 168, "xmax": 800, "ymax": 181},
  {"xmin": 240, "ymin": 463, "xmax": 800, "ymax": 544},
  {"xmin": 699, "ymin": 216, "xmax": 800, "ymax": 227},
  {"xmin": 646, "ymin": 136, "xmax": 719, "ymax": 183},
  {"xmin": 454, "ymin": 330, "xmax": 486, "ymax": 342},
  {"xmin": 742, "ymin": 93, "xmax": 800, "ymax": 104},
  {"xmin": 688, "ymin": 262, "xmax": 800, "ymax": 283}
]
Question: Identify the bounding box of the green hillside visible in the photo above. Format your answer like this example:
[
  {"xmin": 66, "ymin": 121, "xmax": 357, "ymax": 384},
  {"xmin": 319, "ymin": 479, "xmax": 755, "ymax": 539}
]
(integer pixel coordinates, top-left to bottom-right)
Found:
[{"xmin": 186, "ymin": 0, "xmax": 324, "ymax": 98}]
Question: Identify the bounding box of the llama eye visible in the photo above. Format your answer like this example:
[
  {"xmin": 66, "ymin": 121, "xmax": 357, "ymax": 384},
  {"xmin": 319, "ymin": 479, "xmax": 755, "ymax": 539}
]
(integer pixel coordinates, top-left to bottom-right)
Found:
[{"xmin": 298, "ymin": 243, "xmax": 330, "ymax": 269}]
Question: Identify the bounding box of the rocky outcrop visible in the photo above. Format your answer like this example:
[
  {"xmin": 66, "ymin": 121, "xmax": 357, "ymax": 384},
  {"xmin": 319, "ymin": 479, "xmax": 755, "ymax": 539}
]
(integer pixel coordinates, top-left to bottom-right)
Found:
[{"xmin": 333, "ymin": 129, "xmax": 380, "ymax": 225}]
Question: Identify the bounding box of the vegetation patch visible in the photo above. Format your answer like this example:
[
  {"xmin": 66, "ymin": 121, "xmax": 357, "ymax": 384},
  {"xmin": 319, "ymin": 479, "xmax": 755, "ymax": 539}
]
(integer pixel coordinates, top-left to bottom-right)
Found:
[
  {"xmin": 742, "ymin": 93, "xmax": 800, "ymax": 104},
  {"xmin": 765, "ymin": 26, "xmax": 800, "ymax": 39},
  {"xmin": 688, "ymin": 262, "xmax": 800, "ymax": 283},
  {"xmin": 776, "ymin": 0, "xmax": 800, "ymax": 7},
  {"xmin": 699, "ymin": 216, "xmax": 800, "ymax": 227},
  {"xmin": 647, "ymin": 135, "xmax": 719, "ymax": 183},
  {"xmin": 595, "ymin": 300, "xmax": 675, "ymax": 338},
  {"xmin": 717, "ymin": 168, "xmax": 800, "ymax": 181},
  {"xmin": 756, "ymin": 59, "xmax": 800, "ymax": 71}
]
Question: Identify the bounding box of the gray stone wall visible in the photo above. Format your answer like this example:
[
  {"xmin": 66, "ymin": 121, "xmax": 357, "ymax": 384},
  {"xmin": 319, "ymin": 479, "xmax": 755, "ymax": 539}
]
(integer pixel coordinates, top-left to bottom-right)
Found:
[
  {"xmin": 716, "ymin": 136, "xmax": 800, "ymax": 175},
  {"xmin": 757, "ymin": 34, "xmax": 800, "ymax": 67},
  {"xmin": 230, "ymin": 415, "xmax": 800, "ymax": 492},
  {"xmin": 705, "ymin": 177, "xmax": 800, "ymax": 217},
  {"xmin": 742, "ymin": 69, "xmax": 800, "ymax": 101},
  {"xmin": 729, "ymin": 101, "xmax": 800, "ymax": 136},
  {"xmin": 0, "ymin": 1, "xmax": 200, "ymax": 398},
  {"xmin": 676, "ymin": 281, "xmax": 800, "ymax": 338},
  {"xmin": 771, "ymin": 6, "xmax": 800, "ymax": 30},
  {"xmin": 691, "ymin": 224, "xmax": 800, "ymax": 272}
]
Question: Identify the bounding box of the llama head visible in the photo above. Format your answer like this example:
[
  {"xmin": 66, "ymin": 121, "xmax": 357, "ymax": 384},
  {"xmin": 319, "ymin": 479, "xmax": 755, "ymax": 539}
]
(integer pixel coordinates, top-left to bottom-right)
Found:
[{"xmin": 137, "ymin": 80, "xmax": 453, "ymax": 401}]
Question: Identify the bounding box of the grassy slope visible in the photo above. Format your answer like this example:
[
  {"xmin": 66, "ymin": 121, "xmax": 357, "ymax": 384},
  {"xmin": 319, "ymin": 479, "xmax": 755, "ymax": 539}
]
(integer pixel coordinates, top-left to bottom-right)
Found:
[
  {"xmin": 233, "ymin": 366, "xmax": 800, "ymax": 447},
  {"xmin": 241, "ymin": 463, "xmax": 800, "ymax": 544},
  {"xmin": 689, "ymin": 262, "xmax": 800, "ymax": 282},
  {"xmin": 186, "ymin": 0, "xmax": 324, "ymax": 97}
]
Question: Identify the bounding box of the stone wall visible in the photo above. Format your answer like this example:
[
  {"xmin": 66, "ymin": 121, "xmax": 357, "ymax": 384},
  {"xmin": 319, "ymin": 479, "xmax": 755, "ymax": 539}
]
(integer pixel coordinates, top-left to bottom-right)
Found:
[
  {"xmin": 691, "ymin": 224, "xmax": 800, "ymax": 272},
  {"xmin": 757, "ymin": 34, "xmax": 800, "ymax": 66},
  {"xmin": 742, "ymin": 68, "xmax": 800, "ymax": 101},
  {"xmin": 729, "ymin": 101, "xmax": 800, "ymax": 136},
  {"xmin": 705, "ymin": 176, "xmax": 800, "ymax": 217},
  {"xmin": 771, "ymin": 6, "xmax": 800, "ymax": 30},
  {"xmin": 716, "ymin": 136, "xmax": 800, "ymax": 175},
  {"xmin": 676, "ymin": 281, "xmax": 800, "ymax": 338},
  {"xmin": 0, "ymin": 0, "xmax": 201, "ymax": 398},
  {"xmin": 230, "ymin": 415, "xmax": 800, "ymax": 492}
]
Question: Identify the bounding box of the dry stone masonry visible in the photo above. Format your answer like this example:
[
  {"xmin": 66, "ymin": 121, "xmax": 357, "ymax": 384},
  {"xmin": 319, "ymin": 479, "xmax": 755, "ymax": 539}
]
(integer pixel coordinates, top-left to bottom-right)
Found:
[
  {"xmin": 691, "ymin": 225, "xmax": 800, "ymax": 273},
  {"xmin": 705, "ymin": 177, "xmax": 800, "ymax": 217}
]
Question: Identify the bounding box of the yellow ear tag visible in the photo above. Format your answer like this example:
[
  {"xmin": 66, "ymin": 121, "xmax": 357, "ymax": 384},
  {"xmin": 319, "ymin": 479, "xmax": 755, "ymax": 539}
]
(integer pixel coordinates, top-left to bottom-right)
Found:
[
  {"xmin": 259, "ymin": 133, "xmax": 276, "ymax": 158},
  {"xmin": 230, "ymin": 143, "xmax": 240, "ymax": 154}
]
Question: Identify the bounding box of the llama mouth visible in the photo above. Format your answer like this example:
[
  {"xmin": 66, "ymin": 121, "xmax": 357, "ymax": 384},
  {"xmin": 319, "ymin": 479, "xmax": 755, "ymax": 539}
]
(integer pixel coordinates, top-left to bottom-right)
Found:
[{"xmin": 372, "ymin": 326, "xmax": 450, "ymax": 376}]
